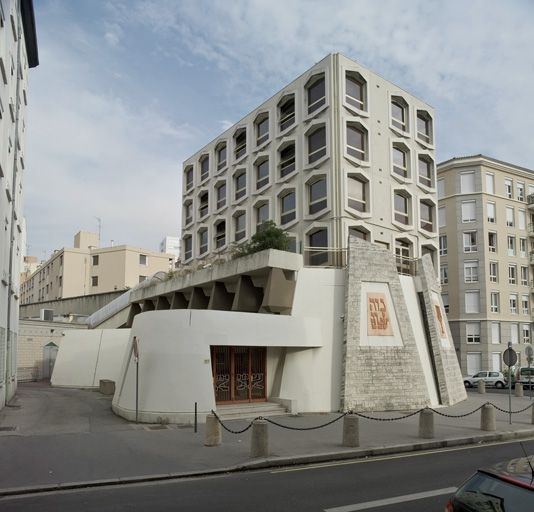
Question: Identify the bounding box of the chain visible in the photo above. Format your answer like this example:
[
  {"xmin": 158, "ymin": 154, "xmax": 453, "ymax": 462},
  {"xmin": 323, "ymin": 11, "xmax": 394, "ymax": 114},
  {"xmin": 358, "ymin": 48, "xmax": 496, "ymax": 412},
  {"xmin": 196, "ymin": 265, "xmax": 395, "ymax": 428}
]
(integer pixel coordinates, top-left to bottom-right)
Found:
[
  {"xmin": 490, "ymin": 402, "xmax": 534, "ymax": 414},
  {"xmin": 429, "ymin": 404, "xmax": 487, "ymax": 418},
  {"xmin": 265, "ymin": 412, "xmax": 348, "ymax": 431},
  {"xmin": 210, "ymin": 410, "xmax": 257, "ymax": 434},
  {"xmin": 353, "ymin": 409, "xmax": 425, "ymax": 421},
  {"xmin": 211, "ymin": 401, "xmax": 534, "ymax": 434}
]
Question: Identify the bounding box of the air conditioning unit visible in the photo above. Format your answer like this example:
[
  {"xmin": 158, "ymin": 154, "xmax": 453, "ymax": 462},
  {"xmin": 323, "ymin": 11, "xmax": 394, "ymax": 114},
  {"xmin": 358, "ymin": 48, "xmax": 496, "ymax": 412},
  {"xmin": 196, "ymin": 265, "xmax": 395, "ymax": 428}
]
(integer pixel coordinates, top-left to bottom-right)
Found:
[{"xmin": 40, "ymin": 309, "xmax": 54, "ymax": 321}]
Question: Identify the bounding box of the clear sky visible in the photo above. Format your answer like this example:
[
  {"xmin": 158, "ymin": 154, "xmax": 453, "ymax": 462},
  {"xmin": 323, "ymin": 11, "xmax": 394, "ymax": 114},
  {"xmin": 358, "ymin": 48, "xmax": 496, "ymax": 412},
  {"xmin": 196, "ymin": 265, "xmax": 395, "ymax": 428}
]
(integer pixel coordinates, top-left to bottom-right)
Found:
[{"xmin": 25, "ymin": 0, "xmax": 534, "ymax": 260}]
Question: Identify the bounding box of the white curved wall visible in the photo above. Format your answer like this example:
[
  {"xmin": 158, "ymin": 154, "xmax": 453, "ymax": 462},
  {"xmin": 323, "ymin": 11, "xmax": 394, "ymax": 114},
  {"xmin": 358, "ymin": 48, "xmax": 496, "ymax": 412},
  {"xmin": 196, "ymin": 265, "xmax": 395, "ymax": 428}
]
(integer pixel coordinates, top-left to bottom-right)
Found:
[
  {"xmin": 51, "ymin": 329, "xmax": 130, "ymax": 388},
  {"xmin": 112, "ymin": 306, "xmax": 330, "ymax": 424}
]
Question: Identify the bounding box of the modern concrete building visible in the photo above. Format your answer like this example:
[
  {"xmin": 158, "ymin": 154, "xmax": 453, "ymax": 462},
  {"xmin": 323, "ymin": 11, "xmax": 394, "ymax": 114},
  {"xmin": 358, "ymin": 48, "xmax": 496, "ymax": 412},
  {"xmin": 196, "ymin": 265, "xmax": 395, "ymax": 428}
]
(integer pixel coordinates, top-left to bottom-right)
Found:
[
  {"xmin": 181, "ymin": 53, "xmax": 438, "ymax": 269},
  {"xmin": 55, "ymin": 241, "xmax": 465, "ymax": 423},
  {"xmin": 0, "ymin": 0, "xmax": 38, "ymax": 409},
  {"xmin": 20, "ymin": 231, "xmax": 174, "ymax": 304},
  {"xmin": 438, "ymin": 155, "xmax": 534, "ymax": 376}
]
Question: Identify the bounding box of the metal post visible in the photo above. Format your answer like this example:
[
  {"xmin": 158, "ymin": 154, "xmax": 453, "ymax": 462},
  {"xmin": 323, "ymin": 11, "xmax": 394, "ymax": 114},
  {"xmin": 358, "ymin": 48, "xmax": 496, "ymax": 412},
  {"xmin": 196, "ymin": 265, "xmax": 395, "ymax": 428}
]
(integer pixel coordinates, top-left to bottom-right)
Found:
[
  {"xmin": 508, "ymin": 343, "xmax": 512, "ymax": 426},
  {"xmin": 135, "ymin": 358, "xmax": 139, "ymax": 424},
  {"xmin": 194, "ymin": 402, "xmax": 198, "ymax": 433}
]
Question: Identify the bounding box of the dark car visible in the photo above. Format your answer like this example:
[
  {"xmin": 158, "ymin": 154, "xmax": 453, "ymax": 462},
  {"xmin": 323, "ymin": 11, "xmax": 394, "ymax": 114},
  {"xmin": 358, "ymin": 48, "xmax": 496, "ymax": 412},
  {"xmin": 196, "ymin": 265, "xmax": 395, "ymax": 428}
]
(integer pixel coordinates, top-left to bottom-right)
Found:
[{"xmin": 445, "ymin": 457, "xmax": 534, "ymax": 511}]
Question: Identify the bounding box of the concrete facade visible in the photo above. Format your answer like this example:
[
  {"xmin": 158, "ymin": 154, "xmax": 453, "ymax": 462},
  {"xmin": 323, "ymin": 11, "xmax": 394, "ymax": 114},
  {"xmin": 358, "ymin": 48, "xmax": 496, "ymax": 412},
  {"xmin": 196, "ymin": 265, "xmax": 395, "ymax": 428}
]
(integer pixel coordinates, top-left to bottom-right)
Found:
[
  {"xmin": 438, "ymin": 155, "xmax": 534, "ymax": 375},
  {"xmin": 0, "ymin": 0, "xmax": 38, "ymax": 409},
  {"xmin": 63, "ymin": 247, "xmax": 464, "ymax": 424},
  {"xmin": 181, "ymin": 53, "xmax": 438, "ymax": 269},
  {"xmin": 20, "ymin": 231, "xmax": 174, "ymax": 304}
]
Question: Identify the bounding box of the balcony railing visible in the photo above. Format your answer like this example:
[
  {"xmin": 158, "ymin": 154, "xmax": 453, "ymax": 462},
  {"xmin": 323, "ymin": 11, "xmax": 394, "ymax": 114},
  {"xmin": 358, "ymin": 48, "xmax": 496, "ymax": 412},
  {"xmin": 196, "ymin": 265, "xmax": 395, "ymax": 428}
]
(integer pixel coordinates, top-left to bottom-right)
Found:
[
  {"xmin": 302, "ymin": 247, "xmax": 418, "ymax": 276},
  {"xmin": 528, "ymin": 223, "xmax": 534, "ymax": 236},
  {"xmin": 527, "ymin": 194, "xmax": 534, "ymax": 206},
  {"xmin": 303, "ymin": 247, "xmax": 347, "ymax": 268}
]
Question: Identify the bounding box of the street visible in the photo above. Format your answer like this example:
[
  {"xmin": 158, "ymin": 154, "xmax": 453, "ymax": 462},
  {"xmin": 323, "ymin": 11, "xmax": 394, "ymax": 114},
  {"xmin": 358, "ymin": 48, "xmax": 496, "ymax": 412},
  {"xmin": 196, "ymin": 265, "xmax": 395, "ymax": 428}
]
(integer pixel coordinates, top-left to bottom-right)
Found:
[{"xmin": 2, "ymin": 439, "xmax": 533, "ymax": 511}]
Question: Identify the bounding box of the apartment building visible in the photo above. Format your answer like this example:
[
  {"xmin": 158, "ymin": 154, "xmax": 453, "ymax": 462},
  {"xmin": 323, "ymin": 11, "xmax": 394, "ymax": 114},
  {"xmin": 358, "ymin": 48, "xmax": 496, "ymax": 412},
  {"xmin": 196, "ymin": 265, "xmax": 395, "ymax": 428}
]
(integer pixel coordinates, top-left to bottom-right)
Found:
[
  {"xmin": 181, "ymin": 53, "xmax": 438, "ymax": 268},
  {"xmin": 0, "ymin": 0, "xmax": 38, "ymax": 408},
  {"xmin": 20, "ymin": 231, "xmax": 174, "ymax": 304},
  {"xmin": 438, "ymin": 155, "xmax": 534, "ymax": 376}
]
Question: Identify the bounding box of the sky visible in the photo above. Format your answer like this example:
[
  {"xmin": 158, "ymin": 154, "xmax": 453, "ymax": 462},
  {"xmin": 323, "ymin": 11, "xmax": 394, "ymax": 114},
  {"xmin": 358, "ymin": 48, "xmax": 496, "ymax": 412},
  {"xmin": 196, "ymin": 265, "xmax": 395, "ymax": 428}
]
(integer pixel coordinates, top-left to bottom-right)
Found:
[{"xmin": 25, "ymin": 0, "xmax": 534, "ymax": 260}]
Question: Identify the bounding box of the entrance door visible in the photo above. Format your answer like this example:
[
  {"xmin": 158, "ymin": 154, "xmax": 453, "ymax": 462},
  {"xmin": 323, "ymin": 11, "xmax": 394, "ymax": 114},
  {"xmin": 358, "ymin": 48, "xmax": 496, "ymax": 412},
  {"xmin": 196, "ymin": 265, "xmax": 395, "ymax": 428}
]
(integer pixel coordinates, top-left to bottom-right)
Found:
[{"xmin": 211, "ymin": 346, "xmax": 266, "ymax": 403}]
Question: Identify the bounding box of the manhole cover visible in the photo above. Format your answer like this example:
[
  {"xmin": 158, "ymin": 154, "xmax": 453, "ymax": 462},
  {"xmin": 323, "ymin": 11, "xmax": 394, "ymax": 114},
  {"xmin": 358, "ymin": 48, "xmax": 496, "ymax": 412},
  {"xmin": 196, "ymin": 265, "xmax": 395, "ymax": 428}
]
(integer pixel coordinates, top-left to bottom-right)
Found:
[
  {"xmin": 0, "ymin": 426, "xmax": 16, "ymax": 431},
  {"xmin": 147, "ymin": 425, "xmax": 168, "ymax": 430}
]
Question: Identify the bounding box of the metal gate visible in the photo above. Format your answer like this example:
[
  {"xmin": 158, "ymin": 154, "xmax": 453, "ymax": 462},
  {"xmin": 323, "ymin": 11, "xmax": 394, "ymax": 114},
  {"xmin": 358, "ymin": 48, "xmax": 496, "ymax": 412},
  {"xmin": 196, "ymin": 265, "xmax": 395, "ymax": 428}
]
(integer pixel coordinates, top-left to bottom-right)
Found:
[{"xmin": 211, "ymin": 346, "xmax": 266, "ymax": 403}]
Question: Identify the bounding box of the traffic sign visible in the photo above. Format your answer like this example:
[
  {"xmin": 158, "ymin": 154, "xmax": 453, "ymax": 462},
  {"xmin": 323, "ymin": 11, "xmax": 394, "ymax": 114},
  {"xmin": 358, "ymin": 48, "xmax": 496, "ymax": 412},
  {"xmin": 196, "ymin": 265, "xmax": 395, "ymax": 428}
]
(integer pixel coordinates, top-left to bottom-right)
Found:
[{"xmin": 503, "ymin": 347, "xmax": 518, "ymax": 367}]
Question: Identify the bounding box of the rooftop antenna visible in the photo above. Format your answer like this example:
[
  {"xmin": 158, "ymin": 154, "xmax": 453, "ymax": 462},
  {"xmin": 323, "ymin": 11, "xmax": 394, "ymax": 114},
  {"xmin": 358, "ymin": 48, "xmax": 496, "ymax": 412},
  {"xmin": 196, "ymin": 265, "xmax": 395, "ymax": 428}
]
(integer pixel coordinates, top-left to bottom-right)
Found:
[
  {"xmin": 519, "ymin": 441, "xmax": 534, "ymax": 484},
  {"xmin": 95, "ymin": 217, "xmax": 102, "ymax": 248}
]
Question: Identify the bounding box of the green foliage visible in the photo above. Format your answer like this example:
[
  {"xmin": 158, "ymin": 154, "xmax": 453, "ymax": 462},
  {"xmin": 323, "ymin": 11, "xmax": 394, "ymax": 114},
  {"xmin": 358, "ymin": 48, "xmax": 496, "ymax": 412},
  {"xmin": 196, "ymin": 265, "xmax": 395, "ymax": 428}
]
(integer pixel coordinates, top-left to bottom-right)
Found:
[{"xmin": 232, "ymin": 221, "xmax": 290, "ymax": 258}]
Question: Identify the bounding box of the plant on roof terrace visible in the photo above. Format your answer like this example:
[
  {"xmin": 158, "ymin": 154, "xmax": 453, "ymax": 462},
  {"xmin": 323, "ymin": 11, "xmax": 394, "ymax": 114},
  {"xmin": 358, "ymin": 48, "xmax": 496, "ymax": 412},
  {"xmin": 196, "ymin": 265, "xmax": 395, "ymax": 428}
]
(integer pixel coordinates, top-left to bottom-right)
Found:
[{"xmin": 232, "ymin": 221, "xmax": 290, "ymax": 258}]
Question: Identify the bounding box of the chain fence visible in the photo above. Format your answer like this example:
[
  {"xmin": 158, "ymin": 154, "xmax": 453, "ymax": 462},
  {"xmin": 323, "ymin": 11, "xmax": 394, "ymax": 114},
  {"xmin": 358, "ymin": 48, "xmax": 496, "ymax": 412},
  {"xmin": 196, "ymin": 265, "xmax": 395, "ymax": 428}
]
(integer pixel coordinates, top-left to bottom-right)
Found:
[{"xmin": 211, "ymin": 401, "xmax": 534, "ymax": 434}]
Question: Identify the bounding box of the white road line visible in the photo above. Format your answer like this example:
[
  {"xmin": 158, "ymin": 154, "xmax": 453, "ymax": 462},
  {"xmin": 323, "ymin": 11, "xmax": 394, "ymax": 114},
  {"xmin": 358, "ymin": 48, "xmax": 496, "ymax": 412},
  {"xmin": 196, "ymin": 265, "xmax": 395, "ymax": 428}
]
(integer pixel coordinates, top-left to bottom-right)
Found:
[{"xmin": 324, "ymin": 487, "xmax": 457, "ymax": 511}]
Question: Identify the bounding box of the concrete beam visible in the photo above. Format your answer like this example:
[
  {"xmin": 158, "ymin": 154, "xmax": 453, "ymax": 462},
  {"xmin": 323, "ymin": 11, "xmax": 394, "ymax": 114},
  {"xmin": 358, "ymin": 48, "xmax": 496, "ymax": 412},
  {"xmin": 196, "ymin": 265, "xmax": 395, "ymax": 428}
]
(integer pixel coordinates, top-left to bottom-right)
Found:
[
  {"xmin": 208, "ymin": 282, "xmax": 235, "ymax": 311},
  {"xmin": 156, "ymin": 295, "xmax": 171, "ymax": 310},
  {"xmin": 126, "ymin": 302, "xmax": 142, "ymax": 328},
  {"xmin": 188, "ymin": 287, "xmax": 209, "ymax": 309},
  {"xmin": 260, "ymin": 268, "xmax": 296, "ymax": 314},
  {"xmin": 170, "ymin": 292, "xmax": 188, "ymax": 309},
  {"xmin": 232, "ymin": 275, "xmax": 263, "ymax": 312}
]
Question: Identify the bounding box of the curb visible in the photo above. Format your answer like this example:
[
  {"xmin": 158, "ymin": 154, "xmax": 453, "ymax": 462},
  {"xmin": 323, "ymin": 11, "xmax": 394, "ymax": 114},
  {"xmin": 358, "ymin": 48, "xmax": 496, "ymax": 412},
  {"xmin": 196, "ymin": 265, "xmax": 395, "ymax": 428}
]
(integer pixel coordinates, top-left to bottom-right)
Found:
[{"xmin": 2, "ymin": 429, "xmax": 534, "ymax": 498}]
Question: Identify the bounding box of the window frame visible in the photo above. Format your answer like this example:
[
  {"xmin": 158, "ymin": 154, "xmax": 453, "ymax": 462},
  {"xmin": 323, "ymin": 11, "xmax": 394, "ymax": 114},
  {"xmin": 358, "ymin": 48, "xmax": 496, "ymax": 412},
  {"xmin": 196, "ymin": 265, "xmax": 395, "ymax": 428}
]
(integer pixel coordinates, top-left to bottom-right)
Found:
[
  {"xmin": 306, "ymin": 74, "xmax": 326, "ymax": 115},
  {"xmin": 280, "ymin": 190, "xmax": 297, "ymax": 226}
]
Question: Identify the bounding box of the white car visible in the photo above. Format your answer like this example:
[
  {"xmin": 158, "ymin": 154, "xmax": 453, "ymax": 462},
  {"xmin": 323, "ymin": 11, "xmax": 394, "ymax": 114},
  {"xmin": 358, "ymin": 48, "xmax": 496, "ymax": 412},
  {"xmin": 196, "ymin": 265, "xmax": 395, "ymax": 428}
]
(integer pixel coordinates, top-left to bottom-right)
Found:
[{"xmin": 463, "ymin": 371, "xmax": 506, "ymax": 389}]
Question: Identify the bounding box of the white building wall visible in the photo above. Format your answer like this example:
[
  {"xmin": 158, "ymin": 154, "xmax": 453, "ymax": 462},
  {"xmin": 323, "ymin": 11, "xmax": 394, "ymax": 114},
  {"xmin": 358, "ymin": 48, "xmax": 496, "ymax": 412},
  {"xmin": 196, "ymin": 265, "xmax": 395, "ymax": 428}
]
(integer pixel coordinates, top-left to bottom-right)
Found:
[{"xmin": 0, "ymin": 0, "xmax": 37, "ymax": 409}]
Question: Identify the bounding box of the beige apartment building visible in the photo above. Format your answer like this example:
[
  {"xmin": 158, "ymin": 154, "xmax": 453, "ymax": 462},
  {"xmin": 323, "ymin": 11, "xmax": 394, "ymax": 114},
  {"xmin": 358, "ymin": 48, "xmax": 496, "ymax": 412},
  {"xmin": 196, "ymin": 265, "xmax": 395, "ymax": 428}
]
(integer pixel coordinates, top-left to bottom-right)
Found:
[
  {"xmin": 181, "ymin": 53, "xmax": 439, "ymax": 268},
  {"xmin": 438, "ymin": 155, "xmax": 534, "ymax": 376},
  {"xmin": 20, "ymin": 231, "xmax": 174, "ymax": 304},
  {"xmin": 0, "ymin": 0, "xmax": 38, "ymax": 409}
]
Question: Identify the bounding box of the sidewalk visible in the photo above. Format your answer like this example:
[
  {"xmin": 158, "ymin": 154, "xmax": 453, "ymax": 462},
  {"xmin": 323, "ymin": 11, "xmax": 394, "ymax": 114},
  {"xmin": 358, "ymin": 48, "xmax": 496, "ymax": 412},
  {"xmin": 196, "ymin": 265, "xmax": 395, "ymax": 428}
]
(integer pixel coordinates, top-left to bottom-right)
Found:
[{"xmin": 1, "ymin": 383, "xmax": 534, "ymax": 496}]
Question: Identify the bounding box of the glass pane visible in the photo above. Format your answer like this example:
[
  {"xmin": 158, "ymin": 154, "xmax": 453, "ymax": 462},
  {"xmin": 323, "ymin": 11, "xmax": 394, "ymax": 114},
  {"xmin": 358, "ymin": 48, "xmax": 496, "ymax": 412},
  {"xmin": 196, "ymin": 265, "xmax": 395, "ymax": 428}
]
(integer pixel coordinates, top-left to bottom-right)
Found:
[
  {"xmin": 308, "ymin": 77, "xmax": 325, "ymax": 106},
  {"xmin": 347, "ymin": 126, "xmax": 363, "ymax": 149},
  {"xmin": 282, "ymin": 192, "xmax": 295, "ymax": 212},
  {"xmin": 309, "ymin": 127, "xmax": 326, "ymax": 153},
  {"xmin": 309, "ymin": 229, "xmax": 328, "ymax": 247},
  {"xmin": 310, "ymin": 179, "xmax": 326, "ymax": 202}
]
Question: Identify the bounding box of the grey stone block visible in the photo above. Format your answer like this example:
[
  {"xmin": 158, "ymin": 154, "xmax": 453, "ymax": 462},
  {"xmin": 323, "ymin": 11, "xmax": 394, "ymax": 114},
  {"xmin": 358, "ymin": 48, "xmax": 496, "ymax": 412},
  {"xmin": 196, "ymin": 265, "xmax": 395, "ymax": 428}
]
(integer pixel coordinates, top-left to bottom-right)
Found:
[{"xmin": 250, "ymin": 420, "xmax": 269, "ymax": 458}]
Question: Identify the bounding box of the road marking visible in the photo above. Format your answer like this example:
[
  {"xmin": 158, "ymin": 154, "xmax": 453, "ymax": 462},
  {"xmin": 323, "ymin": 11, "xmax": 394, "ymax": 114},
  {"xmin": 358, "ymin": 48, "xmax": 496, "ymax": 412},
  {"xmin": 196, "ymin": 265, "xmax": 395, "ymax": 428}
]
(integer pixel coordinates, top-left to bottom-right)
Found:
[
  {"xmin": 324, "ymin": 487, "xmax": 457, "ymax": 511},
  {"xmin": 271, "ymin": 435, "xmax": 534, "ymax": 473}
]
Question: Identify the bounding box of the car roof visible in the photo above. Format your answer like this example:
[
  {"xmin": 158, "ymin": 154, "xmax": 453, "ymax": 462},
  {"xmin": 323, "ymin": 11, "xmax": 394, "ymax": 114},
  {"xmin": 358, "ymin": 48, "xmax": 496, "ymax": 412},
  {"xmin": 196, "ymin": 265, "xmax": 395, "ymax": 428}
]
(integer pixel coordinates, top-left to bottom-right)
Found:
[{"xmin": 480, "ymin": 457, "xmax": 534, "ymax": 489}]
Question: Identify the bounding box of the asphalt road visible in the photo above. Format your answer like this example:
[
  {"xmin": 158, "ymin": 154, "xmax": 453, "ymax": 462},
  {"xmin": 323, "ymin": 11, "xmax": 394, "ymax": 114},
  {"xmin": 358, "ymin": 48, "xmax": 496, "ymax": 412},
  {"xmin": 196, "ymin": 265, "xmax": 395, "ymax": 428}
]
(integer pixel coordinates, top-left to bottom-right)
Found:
[{"xmin": 2, "ymin": 439, "xmax": 533, "ymax": 511}]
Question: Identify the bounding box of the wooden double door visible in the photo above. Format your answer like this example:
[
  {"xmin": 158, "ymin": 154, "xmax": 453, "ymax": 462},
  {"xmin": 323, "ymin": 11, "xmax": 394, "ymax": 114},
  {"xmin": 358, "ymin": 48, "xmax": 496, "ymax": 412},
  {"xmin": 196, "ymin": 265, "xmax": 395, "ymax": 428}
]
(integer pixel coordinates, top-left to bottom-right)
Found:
[{"xmin": 211, "ymin": 346, "xmax": 266, "ymax": 403}]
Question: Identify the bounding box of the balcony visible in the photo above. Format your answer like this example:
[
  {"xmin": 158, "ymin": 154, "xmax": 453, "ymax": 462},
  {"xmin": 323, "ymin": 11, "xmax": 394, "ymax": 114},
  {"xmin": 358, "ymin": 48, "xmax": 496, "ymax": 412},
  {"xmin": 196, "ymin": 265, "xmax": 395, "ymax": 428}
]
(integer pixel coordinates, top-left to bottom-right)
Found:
[
  {"xmin": 529, "ymin": 223, "xmax": 534, "ymax": 237},
  {"xmin": 530, "ymin": 253, "xmax": 534, "ymax": 265},
  {"xmin": 527, "ymin": 194, "xmax": 534, "ymax": 209}
]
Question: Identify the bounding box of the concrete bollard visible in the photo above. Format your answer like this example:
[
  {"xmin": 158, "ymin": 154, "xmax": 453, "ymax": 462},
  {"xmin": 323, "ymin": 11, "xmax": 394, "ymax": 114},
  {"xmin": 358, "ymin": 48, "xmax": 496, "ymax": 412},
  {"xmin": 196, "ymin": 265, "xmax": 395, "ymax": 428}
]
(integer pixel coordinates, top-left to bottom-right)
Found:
[
  {"xmin": 477, "ymin": 380, "xmax": 486, "ymax": 394},
  {"xmin": 342, "ymin": 414, "xmax": 360, "ymax": 447},
  {"xmin": 515, "ymin": 383, "xmax": 524, "ymax": 397},
  {"xmin": 204, "ymin": 413, "xmax": 221, "ymax": 447},
  {"xmin": 250, "ymin": 419, "xmax": 269, "ymax": 458},
  {"xmin": 480, "ymin": 404, "xmax": 496, "ymax": 431},
  {"xmin": 418, "ymin": 409, "xmax": 434, "ymax": 439},
  {"xmin": 99, "ymin": 379, "xmax": 115, "ymax": 395}
]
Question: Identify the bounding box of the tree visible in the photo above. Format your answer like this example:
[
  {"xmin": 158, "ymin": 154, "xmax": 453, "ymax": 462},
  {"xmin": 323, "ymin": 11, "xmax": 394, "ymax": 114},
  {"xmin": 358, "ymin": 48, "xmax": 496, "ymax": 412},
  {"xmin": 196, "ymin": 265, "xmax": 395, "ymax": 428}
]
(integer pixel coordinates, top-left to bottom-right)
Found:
[{"xmin": 232, "ymin": 221, "xmax": 290, "ymax": 258}]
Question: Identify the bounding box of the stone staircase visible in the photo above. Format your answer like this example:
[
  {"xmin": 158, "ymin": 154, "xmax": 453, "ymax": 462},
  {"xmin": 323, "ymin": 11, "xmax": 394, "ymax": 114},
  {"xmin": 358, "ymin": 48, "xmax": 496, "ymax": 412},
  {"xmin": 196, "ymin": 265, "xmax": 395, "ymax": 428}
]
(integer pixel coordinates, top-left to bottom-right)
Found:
[{"xmin": 215, "ymin": 401, "xmax": 289, "ymax": 421}]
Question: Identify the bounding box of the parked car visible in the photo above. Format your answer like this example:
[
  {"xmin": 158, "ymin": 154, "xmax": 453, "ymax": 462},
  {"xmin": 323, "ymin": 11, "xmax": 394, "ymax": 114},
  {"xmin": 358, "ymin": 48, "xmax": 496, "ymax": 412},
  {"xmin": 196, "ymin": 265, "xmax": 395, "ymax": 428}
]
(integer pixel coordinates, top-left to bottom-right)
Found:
[
  {"xmin": 445, "ymin": 457, "xmax": 534, "ymax": 511},
  {"xmin": 463, "ymin": 371, "xmax": 506, "ymax": 389},
  {"xmin": 515, "ymin": 367, "xmax": 534, "ymax": 389}
]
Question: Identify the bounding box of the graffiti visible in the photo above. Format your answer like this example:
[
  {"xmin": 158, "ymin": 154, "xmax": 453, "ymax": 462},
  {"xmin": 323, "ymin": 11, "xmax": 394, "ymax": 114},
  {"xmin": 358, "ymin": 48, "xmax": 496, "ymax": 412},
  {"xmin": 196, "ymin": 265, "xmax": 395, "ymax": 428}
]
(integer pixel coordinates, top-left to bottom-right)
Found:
[
  {"xmin": 251, "ymin": 373, "xmax": 265, "ymax": 390},
  {"xmin": 236, "ymin": 373, "xmax": 249, "ymax": 391},
  {"xmin": 367, "ymin": 293, "xmax": 393, "ymax": 336},
  {"xmin": 215, "ymin": 374, "xmax": 229, "ymax": 392}
]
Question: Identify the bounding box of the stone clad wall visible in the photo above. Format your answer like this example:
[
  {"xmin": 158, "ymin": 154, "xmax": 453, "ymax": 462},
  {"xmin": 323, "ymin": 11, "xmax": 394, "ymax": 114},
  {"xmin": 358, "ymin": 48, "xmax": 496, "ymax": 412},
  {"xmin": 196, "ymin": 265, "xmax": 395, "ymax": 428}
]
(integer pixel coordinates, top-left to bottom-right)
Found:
[
  {"xmin": 341, "ymin": 238, "xmax": 431, "ymax": 411},
  {"xmin": 417, "ymin": 255, "xmax": 467, "ymax": 405}
]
